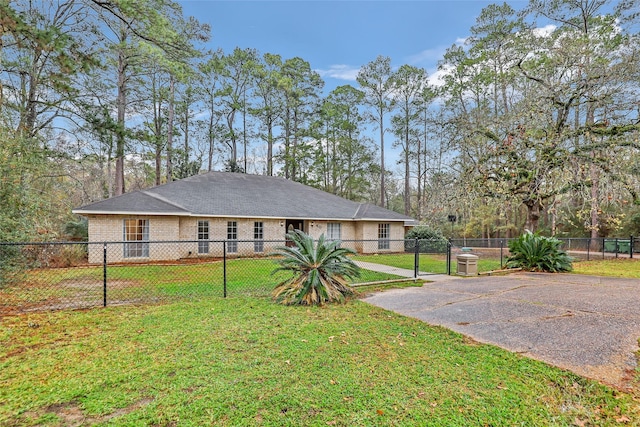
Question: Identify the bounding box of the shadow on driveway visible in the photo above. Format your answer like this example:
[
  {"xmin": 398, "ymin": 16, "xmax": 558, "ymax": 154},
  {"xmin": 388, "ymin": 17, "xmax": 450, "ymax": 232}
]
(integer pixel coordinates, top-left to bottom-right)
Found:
[{"xmin": 363, "ymin": 272, "xmax": 640, "ymax": 389}]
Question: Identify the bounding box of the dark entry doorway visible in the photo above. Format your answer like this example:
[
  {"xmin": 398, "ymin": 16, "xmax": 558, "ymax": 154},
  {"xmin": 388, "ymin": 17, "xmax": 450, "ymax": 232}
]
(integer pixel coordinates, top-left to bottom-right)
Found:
[{"xmin": 285, "ymin": 219, "xmax": 305, "ymax": 246}]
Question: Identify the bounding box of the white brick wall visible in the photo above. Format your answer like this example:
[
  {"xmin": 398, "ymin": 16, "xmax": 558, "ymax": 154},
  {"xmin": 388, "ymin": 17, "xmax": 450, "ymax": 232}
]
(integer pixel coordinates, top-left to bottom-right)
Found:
[
  {"xmin": 87, "ymin": 214, "xmax": 407, "ymax": 262},
  {"xmin": 358, "ymin": 222, "xmax": 405, "ymax": 253},
  {"xmin": 180, "ymin": 217, "xmax": 285, "ymax": 258},
  {"xmin": 87, "ymin": 215, "xmax": 180, "ymax": 263}
]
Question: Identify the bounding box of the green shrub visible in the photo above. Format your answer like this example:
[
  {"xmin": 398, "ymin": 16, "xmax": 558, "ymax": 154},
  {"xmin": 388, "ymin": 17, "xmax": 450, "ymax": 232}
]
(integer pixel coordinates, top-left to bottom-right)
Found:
[
  {"xmin": 405, "ymin": 225, "xmax": 449, "ymax": 253},
  {"xmin": 63, "ymin": 218, "xmax": 88, "ymax": 241},
  {"xmin": 405, "ymin": 225, "xmax": 445, "ymax": 240},
  {"xmin": 271, "ymin": 230, "xmax": 360, "ymax": 305},
  {"xmin": 506, "ymin": 231, "xmax": 572, "ymax": 272},
  {"xmin": 0, "ymin": 245, "xmax": 24, "ymax": 288}
]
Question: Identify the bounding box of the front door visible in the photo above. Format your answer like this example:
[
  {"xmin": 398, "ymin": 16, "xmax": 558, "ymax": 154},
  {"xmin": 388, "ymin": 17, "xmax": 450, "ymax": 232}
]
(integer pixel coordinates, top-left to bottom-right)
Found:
[{"xmin": 285, "ymin": 219, "xmax": 304, "ymax": 246}]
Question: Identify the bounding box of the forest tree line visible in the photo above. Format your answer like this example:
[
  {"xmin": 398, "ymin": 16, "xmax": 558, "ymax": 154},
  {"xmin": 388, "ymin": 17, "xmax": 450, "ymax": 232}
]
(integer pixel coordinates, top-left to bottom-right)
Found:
[{"xmin": 1, "ymin": 0, "xmax": 640, "ymax": 242}]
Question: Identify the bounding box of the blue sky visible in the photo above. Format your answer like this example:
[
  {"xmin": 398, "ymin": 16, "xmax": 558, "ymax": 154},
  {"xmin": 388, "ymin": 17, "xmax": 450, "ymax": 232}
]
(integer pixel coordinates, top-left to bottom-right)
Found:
[
  {"xmin": 176, "ymin": 1, "xmax": 532, "ymax": 174},
  {"xmin": 179, "ymin": 0, "xmax": 527, "ymax": 93}
]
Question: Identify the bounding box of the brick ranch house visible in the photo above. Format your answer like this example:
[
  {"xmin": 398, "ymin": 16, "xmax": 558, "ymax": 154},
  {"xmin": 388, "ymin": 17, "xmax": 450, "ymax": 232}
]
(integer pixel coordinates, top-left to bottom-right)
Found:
[{"xmin": 73, "ymin": 172, "xmax": 416, "ymax": 263}]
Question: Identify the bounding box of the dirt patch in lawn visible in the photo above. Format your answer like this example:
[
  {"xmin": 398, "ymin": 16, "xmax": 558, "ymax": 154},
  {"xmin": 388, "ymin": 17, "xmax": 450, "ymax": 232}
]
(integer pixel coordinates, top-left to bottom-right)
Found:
[{"xmin": 20, "ymin": 398, "xmax": 154, "ymax": 426}]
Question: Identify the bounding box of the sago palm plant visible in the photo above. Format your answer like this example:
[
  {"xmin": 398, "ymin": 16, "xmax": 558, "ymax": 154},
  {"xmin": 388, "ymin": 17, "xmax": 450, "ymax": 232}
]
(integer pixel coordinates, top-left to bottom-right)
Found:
[
  {"xmin": 271, "ymin": 230, "xmax": 360, "ymax": 305},
  {"xmin": 506, "ymin": 231, "xmax": 573, "ymax": 272}
]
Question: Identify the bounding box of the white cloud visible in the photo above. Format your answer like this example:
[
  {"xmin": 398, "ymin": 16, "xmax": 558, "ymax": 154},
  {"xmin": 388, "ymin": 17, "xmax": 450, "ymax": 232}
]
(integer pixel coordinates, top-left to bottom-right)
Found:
[
  {"xmin": 427, "ymin": 64, "xmax": 453, "ymax": 88},
  {"xmin": 406, "ymin": 46, "xmax": 448, "ymax": 66},
  {"xmin": 532, "ymin": 24, "xmax": 556, "ymax": 37},
  {"xmin": 455, "ymin": 37, "xmax": 469, "ymax": 45},
  {"xmin": 315, "ymin": 64, "xmax": 360, "ymax": 81}
]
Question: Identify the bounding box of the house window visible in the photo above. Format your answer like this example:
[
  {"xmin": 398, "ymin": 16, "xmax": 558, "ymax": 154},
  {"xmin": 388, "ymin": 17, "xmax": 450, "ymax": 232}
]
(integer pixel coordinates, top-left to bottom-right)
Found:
[
  {"xmin": 198, "ymin": 220, "xmax": 209, "ymax": 254},
  {"xmin": 378, "ymin": 223, "xmax": 390, "ymax": 250},
  {"xmin": 123, "ymin": 219, "xmax": 149, "ymax": 258},
  {"xmin": 254, "ymin": 221, "xmax": 264, "ymax": 253},
  {"xmin": 227, "ymin": 221, "xmax": 238, "ymax": 253},
  {"xmin": 327, "ymin": 223, "xmax": 341, "ymax": 241}
]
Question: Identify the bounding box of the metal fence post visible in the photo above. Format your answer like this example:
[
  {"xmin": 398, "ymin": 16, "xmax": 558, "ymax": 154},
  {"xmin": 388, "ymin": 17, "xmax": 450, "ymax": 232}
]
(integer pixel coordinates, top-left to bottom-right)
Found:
[
  {"xmin": 223, "ymin": 241, "xmax": 227, "ymax": 298},
  {"xmin": 587, "ymin": 238, "xmax": 590, "ymax": 261},
  {"xmin": 446, "ymin": 239, "xmax": 452, "ymax": 275},
  {"xmin": 103, "ymin": 242, "xmax": 107, "ymax": 307},
  {"xmin": 414, "ymin": 238, "xmax": 419, "ymax": 279},
  {"xmin": 630, "ymin": 235, "xmax": 634, "ymax": 259},
  {"xmin": 602, "ymin": 238, "xmax": 605, "ymax": 259},
  {"xmin": 616, "ymin": 238, "xmax": 619, "ymax": 259},
  {"xmin": 500, "ymin": 240, "xmax": 504, "ymax": 267}
]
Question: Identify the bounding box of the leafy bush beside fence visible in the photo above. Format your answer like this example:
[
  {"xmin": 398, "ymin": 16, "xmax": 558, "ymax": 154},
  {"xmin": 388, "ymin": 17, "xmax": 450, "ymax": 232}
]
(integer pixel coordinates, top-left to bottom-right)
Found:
[
  {"xmin": 405, "ymin": 226, "xmax": 449, "ymax": 253},
  {"xmin": 506, "ymin": 232, "xmax": 573, "ymax": 272},
  {"xmin": 0, "ymin": 244, "xmax": 23, "ymax": 288}
]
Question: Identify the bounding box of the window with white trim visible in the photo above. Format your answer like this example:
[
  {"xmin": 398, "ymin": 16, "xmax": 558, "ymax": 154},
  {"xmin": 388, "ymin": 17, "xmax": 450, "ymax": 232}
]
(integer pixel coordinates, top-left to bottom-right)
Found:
[
  {"xmin": 198, "ymin": 220, "xmax": 209, "ymax": 254},
  {"xmin": 123, "ymin": 219, "xmax": 149, "ymax": 258},
  {"xmin": 227, "ymin": 221, "xmax": 238, "ymax": 253},
  {"xmin": 378, "ymin": 223, "xmax": 390, "ymax": 250},
  {"xmin": 254, "ymin": 221, "xmax": 264, "ymax": 253},
  {"xmin": 326, "ymin": 223, "xmax": 341, "ymax": 241}
]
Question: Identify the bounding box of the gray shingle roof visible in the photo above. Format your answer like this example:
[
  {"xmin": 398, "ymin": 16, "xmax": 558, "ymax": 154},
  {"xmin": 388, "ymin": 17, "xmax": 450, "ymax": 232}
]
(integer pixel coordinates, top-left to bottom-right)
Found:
[{"xmin": 73, "ymin": 172, "xmax": 414, "ymax": 222}]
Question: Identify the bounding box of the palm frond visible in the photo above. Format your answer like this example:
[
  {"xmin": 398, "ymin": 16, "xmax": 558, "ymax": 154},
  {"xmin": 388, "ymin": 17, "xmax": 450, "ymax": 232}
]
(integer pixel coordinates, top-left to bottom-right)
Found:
[
  {"xmin": 270, "ymin": 230, "xmax": 360, "ymax": 305},
  {"xmin": 506, "ymin": 231, "xmax": 572, "ymax": 272}
]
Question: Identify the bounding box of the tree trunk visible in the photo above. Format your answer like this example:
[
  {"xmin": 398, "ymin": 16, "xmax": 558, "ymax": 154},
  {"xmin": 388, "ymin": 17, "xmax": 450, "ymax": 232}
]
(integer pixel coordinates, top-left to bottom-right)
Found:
[
  {"xmin": 267, "ymin": 118, "xmax": 273, "ymax": 176},
  {"xmin": 586, "ymin": 103, "xmax": 599, "ymax": 240},
  {"xmin": 404, "ymin": 118, "xmax": 410, "ymax": 216},
  {"xmin": 114, "ymin": 34, "xmax": 127, "ymax": 196},
  {"xmin": 155, "ymin": 146, "xmax": 162, "ymax": 185},
  {"xmin": 243, "ymin": 89, "xmax": 247, "ymax": 173},
  {"xmin": 291, "ymin": 109, "xmax": 298, "ymax": 181},
  {"xmin": 550, "ymin": 197, "xmax": 557, "ymax": 236},
  {"xmin": 153, "ymin": 74, "xmax": 162, "ymax": 186},
  {"xmin": 207, "ymin": 96, "xmax": 214, "ymax": 172},
  {"xmin": 166, "ymin": 74, "xmax": 175, "ymax": 182},
  {"xmin": 524, "ymin": 200, "xmax": 542, "ymax": 232},
  {"xmin": 283, "ymin": 109, "xmax": 291, "ymax": 180},
  {"xmin": 106, "ymin": 148, "xmax": 113, "ymax": 199},
  {"xmin": 379, "ymin": 109, "xmax": 385, "ymax": 208},
  {"xmin": 18, "ymin": 51, "xmax": 40, "ymax": 137},
  {"xmin": 226, "ymin": 109, "xmax": 237, "ymax": 163},
  {"xmin": 183, "ymin": 93, "xmax": 190, "ymax": 176},
  {"xmin": 589, "ymin": 163, "xmax": 600, "ymax": 238}
]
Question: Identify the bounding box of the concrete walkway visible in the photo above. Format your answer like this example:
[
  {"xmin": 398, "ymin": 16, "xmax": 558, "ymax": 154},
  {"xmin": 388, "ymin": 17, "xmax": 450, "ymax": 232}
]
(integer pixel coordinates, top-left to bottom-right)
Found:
[
  {"xmin": 354, "ymin": 260, "xmax": 456, "ymax": 283},
  {"xmin": 363, "ymin": 272, "xmax": 640, "ymax": 389}
]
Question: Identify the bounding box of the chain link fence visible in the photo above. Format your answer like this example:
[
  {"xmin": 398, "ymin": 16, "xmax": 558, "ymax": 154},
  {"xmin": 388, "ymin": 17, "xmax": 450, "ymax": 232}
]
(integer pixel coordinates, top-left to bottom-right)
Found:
[
  {"xmin": 450, "ymin": 236, "xmax": 638, "ymax": 266},
  {"xmin": 3, "ymin": 236, "xmax": 636, "ymax": 315},
  {"xmin": 0, "ymin": 238, "xmax": 452, "ymax": 315}
]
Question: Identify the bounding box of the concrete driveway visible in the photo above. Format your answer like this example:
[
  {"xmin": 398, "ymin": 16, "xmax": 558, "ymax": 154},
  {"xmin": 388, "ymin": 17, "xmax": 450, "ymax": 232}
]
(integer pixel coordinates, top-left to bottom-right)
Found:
[{"xmin": 363, "ymin": 272, "xmax": 640, "ymax": 389}]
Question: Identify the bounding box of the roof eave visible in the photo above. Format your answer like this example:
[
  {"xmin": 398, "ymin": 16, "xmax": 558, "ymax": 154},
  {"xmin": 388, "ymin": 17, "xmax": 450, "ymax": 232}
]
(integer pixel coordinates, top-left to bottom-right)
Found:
[
  {"xmin": 72, "ymin": 210, "xmax": 188, "ymax": 216},
  {"xmin": 357, "ymin": 218, "xmax": 413, "ymax": 222},
  {"xmin": 72, "ymin": 210, "xmax": 410, "ymax": 222}
]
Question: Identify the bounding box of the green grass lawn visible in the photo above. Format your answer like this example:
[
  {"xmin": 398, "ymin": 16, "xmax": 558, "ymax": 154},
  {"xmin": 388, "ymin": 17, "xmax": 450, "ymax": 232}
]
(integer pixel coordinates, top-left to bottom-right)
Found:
[
  {"xmin": 352, "ymin": 253, "xmax": 503, "ymax": 274},
  {"xmin": 1, "ymin": 297, "xmax": 638, "ymax": 426},
  {"xmin": 7, "ymin": 253, "xmax": 635, "ymax": 314},
  {"xmin": 0, "ymin": 259, "xmax": 403, "ymax": 311},
  {"xmin": 572, "ymin": 258, "xmax": 640, "ymax": 279}
]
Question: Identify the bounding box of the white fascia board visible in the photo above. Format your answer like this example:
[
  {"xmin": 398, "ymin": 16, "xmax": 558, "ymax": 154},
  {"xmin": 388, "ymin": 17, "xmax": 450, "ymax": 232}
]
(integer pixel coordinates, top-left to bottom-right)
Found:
[
  {"xmin": 72, "ymin": 210, "xmax": 187, "ymax": 216},
  {"xmin": 357, "ymin": 218, "xmax": 411, "ymax": 222},
  {"xmin": 72, "ymin": 210, "xmax": 360, "ymax": 221}
]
